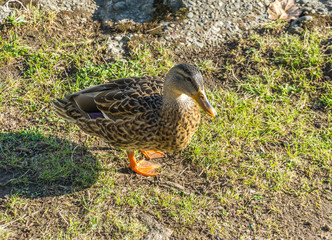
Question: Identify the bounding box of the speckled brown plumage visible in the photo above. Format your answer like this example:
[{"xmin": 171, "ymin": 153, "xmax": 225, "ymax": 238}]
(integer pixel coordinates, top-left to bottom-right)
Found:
[
  {"xmin": 54, "ymin": 75, "xmax": 200, "ymax": 152},
  {"xmin": 53, "ymin": 63, "xmax": 216, "ymax": 175}
]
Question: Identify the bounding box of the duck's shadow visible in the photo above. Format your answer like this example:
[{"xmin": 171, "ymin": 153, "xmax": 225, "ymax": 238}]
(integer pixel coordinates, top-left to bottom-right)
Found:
[{"xmin": 0, "ymin": 131, "xmax": 102, "ymax": 199}]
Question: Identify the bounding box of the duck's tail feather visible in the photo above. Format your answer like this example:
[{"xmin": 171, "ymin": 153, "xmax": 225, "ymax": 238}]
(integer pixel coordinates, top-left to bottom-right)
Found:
[{"xmin": 53, "ymin": 98, "xmax": 84, "ymax": 122}]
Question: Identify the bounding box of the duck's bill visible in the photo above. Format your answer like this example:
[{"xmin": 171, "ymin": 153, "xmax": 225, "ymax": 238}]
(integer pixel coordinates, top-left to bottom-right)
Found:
[{"xmin": 192, "ymin": 89, "xmax": 217, "ymax": 117}]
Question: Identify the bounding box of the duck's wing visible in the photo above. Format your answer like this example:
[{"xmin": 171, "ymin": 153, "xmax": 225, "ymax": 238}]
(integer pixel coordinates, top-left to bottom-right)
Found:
[
  {"xmin": 53, "ymin": 76, "xmax": 163, "ymax": 122},
  {"xmin": 94, "ymin": 76, "xmax": 163, "ymax": 119}
]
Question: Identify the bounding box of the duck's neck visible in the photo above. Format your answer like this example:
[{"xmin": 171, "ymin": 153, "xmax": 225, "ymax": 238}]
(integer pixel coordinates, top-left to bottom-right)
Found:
[{"xmin": 162, "ymin": 88, "xmax": 194, "ymax": 109}]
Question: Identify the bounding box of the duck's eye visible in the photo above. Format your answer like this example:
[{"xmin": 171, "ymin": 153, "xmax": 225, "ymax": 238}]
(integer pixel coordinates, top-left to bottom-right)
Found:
[{"xmin": 185, "ymin": 77, "xmax": 192, "ymax": 82}]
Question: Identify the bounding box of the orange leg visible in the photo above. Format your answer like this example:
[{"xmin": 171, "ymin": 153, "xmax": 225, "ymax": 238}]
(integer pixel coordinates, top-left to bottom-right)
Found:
[
  {"xmin": 141, "ymin": 150, "xmax": 165, "ymax": 160},
  {"xmin": 127, "ymin": 151, "xmax": 160, "ymax": 176}
]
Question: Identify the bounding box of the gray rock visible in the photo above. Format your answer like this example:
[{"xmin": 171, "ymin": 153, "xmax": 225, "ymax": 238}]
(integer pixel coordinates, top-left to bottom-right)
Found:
[
  {"xmin": 264, "ymin": 0, "xmax": 271, "ymax": 6},
  {"xmin": 187, "ymin": 12, "xmax": 194, "ymax": 18},
  {"xmin": 188, "ymin": 0, "xmax": 195, "ymax": 6},
  {"xmin": 211, "ymin": 26, "xmax": 220, "ymax": 33},
  {"xmin": 246, "ymin": 4, "xmax": 253, "ymax": 11},
  {"xmin": 193, "ymin": 40, "xmax": 204, "ymax": 48}
]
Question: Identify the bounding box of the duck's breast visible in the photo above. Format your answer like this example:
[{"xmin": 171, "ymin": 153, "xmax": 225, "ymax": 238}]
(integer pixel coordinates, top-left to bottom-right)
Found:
[{"xmin": 155, "ymin": 101, "xmax": 201, "ymax": 152}]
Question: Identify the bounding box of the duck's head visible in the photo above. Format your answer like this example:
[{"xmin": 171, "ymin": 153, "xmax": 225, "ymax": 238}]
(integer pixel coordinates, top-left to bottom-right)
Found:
[{"xmin": 164, "ymin": 63, "xmax": 217, "ymax": 117}]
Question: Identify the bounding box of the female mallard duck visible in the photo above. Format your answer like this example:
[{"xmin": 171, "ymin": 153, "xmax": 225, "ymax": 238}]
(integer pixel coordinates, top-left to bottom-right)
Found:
[{"xmin": 53, "ymin": 63, "xmax": 217, "ymax": 176}]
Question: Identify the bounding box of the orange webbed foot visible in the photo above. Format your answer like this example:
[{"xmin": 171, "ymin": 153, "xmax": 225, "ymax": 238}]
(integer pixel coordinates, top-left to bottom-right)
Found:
[
  {"xmin": 127, "ymin": 152, "xmax": 160, "ymax": 176},
  {"xmin": 141, "ymin": 150, "xmax": 165, "ymax": 160}
]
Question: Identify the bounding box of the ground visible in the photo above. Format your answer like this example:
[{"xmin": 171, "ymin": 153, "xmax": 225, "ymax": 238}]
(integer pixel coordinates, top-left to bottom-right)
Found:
[{"xmin": 0, "ymin": 5, "xmax": 331, "ymax": 240}]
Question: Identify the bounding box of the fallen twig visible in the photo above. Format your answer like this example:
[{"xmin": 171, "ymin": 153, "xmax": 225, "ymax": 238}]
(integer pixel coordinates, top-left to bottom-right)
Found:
[{"xmin": 4, "ymin": 0, "xmax": 27, "ymax": 10}]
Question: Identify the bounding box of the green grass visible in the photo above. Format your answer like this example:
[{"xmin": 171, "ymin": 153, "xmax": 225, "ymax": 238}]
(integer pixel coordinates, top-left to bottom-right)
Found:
[{"xmin": 0, "ymin": 7, "xmax": 331, "ymax": 239}]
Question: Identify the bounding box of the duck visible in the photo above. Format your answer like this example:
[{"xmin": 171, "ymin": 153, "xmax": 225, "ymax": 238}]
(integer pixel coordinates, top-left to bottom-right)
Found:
[{"xmin": 53, "ymin": 63, "xmax": 217, "ymax": 176}]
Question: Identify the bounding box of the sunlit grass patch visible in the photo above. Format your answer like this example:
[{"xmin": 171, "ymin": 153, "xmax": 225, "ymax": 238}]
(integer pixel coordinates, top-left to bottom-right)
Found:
[
  {"xmin": 233, "ymin": 29, "xmax": 331, "ymax": 106},
  {"xmin": 187, "ymin": 27, "xmax": 332, "ymax": 195},
  {"xmin": 189, "ymin": 89, "xmax": 331, "ymax": 184}
]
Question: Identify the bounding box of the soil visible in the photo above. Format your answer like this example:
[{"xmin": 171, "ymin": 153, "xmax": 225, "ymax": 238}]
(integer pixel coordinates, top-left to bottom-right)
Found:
[{"xmin": 0, "ymin": 6, "xmax": 331, "ymax": 240}]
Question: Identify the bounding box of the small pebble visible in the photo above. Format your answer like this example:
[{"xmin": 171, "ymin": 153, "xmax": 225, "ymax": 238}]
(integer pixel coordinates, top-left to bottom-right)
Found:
[
  {"xmin": 187, "ymin": 12, "xmax": 194, "ymax": 18},
  {"xmin": 246, "ymin": 4, "xmax": 253, "ymax": 11}
]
